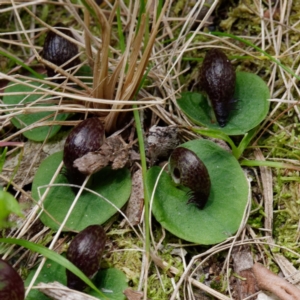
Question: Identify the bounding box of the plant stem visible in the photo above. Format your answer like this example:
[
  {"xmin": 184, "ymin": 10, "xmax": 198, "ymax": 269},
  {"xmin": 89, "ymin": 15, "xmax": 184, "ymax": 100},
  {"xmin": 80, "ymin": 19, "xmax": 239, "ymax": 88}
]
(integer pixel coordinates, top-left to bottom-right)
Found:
[
  {"xmin": 0, "ymin": 50, "xmax": 43, "ymax": 79},
  {"xmin": 133, "ymin": 107, "xmax": 150, "ymax": 256},
  {"xmin": 133, "ymin": 105, "xmax": 151, "ymax": 300},
  {"xmin": 191, "ymin": 127, "xmax": 240, "ymax": 158},
  {"xmin": 116, "ymin": 5, "xmax": 125, "ymax": 53},
  {"xmin": 240, "ymin": 159, "xmax": 300, "ymax": 170}
]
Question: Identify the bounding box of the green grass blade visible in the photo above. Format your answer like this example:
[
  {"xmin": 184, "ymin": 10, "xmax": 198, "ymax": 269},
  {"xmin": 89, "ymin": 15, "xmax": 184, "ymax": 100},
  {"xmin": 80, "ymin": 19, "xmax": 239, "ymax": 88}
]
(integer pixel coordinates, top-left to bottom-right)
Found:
[
  {"xmin": 136, "ymin": 0, "xmax": 146, "ymax": 33},
  {"xmin": 0, "ymin": 147, "xmax": 8, "ymax": 174},
  {"xmin": 0, "ymin": 50, "xmax": 43, "ymax": 79},
  {"xmin": 116, "ymin": 5, "xmax": 126, "ymax": 53},
  {"xmin": 156, "ymin": 0, "xmax": 163, "ymax": 21},
  {"xmin": 240, "ymin": 160, "xmax": 300, "ymax": 170},
  {"xmin": 131, "ymin": 65, "xmax": 153, "ymax": 274},
  {"xmin": 191, "ymin": 127, "xmax": 239, "ymax": 158},
  {"xmin": 236, "ymin": 127, "xmax": 259, "ymax": 158},
  {"xmin": 0, "ymin": 238, "xmax": 108, "ymax": 299},
  {"xmin": 133, "ymin": 66, "xmax": 152, "ymax": 256}
]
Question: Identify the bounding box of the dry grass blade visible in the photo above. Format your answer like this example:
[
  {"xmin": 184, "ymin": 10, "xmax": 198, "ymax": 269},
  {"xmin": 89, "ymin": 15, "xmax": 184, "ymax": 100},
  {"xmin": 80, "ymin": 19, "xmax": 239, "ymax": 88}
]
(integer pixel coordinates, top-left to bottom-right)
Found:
[
  {"xmin": 105, "ymin": 55, "xmax": 126, "ymax": 100},
  {"xmin": 105, "ymin": 0, "xmax": 170, "ymax": 132},
  {"xmin": 83, "ymin": 10, "xmax": 94, "ymax": 68},
  {"xmin": 103, "ymin": 0, "xmax": 142, "ymax": 131},
  {"xmin": 104, "ymin": 13, "xmax": 147, "ymax": 131},
  {"xmin": 121, "ymin": 14, "xmax": 147, "ymax": 96},
  {"xmin": 87, "ymin": 0, "xmax": 116, "ymax": 101},
  {"xmin": 37, "ymin": 282, "xmax": 100, "ymax": 300},
  {"xmin": 254, "ymin": 149, "xmax": 273, "ymax": 241}
]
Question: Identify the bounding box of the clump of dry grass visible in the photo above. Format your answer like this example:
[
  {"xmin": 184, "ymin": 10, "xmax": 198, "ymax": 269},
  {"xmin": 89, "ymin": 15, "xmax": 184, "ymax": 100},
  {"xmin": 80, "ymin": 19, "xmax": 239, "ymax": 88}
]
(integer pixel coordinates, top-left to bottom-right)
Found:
[{"xmin": 2, "ymin": 0, "xmax": 300, "ymax": 299}]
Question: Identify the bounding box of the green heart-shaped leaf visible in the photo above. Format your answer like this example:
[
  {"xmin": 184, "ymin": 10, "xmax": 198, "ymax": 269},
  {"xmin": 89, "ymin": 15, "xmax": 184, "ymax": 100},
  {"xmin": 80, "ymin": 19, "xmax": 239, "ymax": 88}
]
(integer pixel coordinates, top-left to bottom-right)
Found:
[
  {"xmin": 90, "ymin": 268, "xmax": 128, "ymax": 300},
  {"xmin": 177, "ymin": 72, "xmax": 270, "ymax": 135},
  {"xmin": 146, "ymin": 139, "xmax": 249, "ymax": 245},
  {"xmin": 31, "ymin": 152, "xmax": 131, "ymax": 231},
  {"xmin": 3, "ymin": 79, "xmax": 68, "ymax": 141},
  {"xmin": 0, "ymin": 191, "xmax": 23, "ymax": 228}
]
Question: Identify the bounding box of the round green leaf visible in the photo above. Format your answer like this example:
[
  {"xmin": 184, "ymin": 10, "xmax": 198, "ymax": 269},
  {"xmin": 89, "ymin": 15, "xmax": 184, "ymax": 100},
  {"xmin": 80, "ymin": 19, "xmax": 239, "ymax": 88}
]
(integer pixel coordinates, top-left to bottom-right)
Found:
[
  {"xmin": 25, "ymin": 258, "xmax": 66, "ymax": 300},
  {"xmin": 3, "ymin": 79, "xmax": 68, "ymax": 141},
  {"xmin": 31, "ymin": 152, "xmax": 131, "ymax": 231},
  {"xmin": 90, "ymin": 268, "xmax": 128, "ymax": 300},
  {"xmin": 177, "ymin": 72, "xmax": 270, "ymax": 135},
  {"xmin": 146, "ymin": 139, "xmax": 249, "ymax": 245},
  {"xmin": 0, "ymin": 191, "xmax": 23, "ymax": 229},
  {"xmin": 25, "ymin": 258, "xmax": 127, "ymax": 300}
]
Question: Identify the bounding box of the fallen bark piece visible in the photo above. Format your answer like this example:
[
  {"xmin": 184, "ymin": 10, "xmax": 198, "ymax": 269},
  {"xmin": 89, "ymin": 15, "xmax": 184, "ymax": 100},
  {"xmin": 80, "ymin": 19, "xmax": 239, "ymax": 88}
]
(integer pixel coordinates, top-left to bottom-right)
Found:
[
  {"xmin": 74, "ymin": 135, "xmax": 129, "ymax": 175},
  {"xmin": 147, "ymin": 125, "xmax": 179, "ymax": 164},
  {"xmin": 253, "ymin": 263, "xmax": 300, "ymax": 300},
  {"xmin": 232, "ymin": 248, "xmax": 258, "ymax": 299},
  {"xmin": 125, "ymin": 169, "xmax": 144, "ymax": 225},
  {"xmin": 123, "ymin": 288, "xmax": 143, "ymax": 300}
]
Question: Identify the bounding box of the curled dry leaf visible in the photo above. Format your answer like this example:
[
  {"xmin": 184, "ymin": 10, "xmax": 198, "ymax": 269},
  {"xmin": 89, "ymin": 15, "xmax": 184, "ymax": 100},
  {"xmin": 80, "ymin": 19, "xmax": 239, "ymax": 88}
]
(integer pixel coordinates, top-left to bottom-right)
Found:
[
  {"xmin": 253, "ymin": 263, "xmax": 300, "ymax": 300},
  {"xmin": 73, "ymin": 135, "xmax": 130, "ymax": 175}
]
